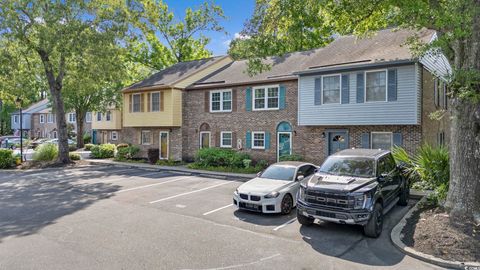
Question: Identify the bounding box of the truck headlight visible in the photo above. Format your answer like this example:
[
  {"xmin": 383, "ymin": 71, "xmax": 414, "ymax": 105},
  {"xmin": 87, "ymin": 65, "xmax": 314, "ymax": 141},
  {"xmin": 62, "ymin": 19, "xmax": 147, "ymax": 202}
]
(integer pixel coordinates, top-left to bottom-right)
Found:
[
  {"xmin": 298, "ymin": 185, "xmax": 306, "ymax": 200},
  {"xmin": 354, "ymin": 194, "xmax": 367, "ymax": 209},
  {"xmin": 264, "ymin": 191, "xmax": 280, "ymax": 198}
]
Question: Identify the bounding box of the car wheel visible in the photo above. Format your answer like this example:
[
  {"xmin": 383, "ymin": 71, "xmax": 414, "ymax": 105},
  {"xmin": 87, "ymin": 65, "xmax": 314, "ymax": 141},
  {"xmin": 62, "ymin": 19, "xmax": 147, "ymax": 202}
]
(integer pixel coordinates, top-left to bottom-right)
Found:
[
  {"xmin": 296, "ymin": 210, "xmax": 314, "ymax": 226},
  {"xmin": 280, "ymin": 194, "xmax": 293, "ymax": 215},
  {"xmin": 398, "ymin": 183, "xmax": 409, "ymax": 206},
  {"xmin": 363, "ymin": 203, "xmax": 383, "ymax": 238}
]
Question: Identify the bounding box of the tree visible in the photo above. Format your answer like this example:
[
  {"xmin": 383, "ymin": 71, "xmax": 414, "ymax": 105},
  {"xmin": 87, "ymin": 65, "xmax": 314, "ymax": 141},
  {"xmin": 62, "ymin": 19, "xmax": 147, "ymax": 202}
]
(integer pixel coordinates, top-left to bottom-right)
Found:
[{"xmin": 0, "ymin": 1, "xmax": 130, "ymax": 163}]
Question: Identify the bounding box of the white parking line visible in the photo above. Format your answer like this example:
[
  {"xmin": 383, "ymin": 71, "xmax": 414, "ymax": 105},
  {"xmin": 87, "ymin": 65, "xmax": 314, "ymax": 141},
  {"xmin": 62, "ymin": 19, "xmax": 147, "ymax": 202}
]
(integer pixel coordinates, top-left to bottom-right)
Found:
[
  {"xmin": 117, "ymin": 176, "xmax": 191, "ymax": 193},
  {"xmin": 149, "ymin": 181, "xmax": 233, "ymax": 204},
  {"xmin": 273, "ymin": 218, "xmax": 297, "ymax": 231},
  {"xmin": 202, "ymin": 204, "xmax": 233, "ymax": 216},
  {"xmin": 101, "ymin": 171, "xmax": 166, "ymax": 183}
]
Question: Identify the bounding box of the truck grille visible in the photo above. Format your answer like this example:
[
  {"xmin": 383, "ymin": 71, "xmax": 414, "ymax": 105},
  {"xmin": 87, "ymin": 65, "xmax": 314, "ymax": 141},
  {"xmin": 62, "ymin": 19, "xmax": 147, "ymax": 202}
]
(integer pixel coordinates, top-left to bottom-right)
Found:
[{"xmin": 305, "ymin": 190, "xmax": 354, "ymax": 209}]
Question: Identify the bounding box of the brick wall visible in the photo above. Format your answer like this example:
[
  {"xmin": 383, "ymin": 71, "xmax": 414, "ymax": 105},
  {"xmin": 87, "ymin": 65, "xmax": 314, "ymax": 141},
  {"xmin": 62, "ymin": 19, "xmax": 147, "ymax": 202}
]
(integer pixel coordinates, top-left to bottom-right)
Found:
[{"xmin": 121, "ymin": 127, "xmax": 182, "ymax": 160}]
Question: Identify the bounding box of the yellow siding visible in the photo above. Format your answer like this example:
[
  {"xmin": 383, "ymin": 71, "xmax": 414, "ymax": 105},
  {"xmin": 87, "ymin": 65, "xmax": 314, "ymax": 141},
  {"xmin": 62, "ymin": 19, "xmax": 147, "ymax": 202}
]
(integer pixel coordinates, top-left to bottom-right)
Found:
[
  {"xmin": 92, "ymin": 110, "xmax": 122, "ymax": 130},
  {"xmin": 173, "ymin": 56, "xmax": 233, "ymax": 89}
]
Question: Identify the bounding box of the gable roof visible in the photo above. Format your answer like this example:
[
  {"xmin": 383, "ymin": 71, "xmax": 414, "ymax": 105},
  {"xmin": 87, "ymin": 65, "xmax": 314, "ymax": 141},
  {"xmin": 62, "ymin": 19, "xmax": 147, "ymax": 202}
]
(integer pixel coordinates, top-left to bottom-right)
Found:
[
  {"xmin": 11, "ymin": 99, "xmax": 49, "ymax": 115},
  {"xmin": 124, "ymin": 56, "xmax": 231, "ymax": 91}
]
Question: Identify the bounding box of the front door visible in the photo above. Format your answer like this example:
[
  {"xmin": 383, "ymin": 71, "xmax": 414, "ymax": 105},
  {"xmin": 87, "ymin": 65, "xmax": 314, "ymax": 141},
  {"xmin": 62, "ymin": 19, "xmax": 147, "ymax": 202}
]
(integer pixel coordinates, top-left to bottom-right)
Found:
[
  {"xmin": 328, "ymin": 131, "xmax": 348, "ymax": 155},
  {"xmin": 102, "ymin": 131, "xmax": 108, "ymax": 144},
  {"xmin": 159, "ymin": 131, "xmax": 169, "ymax": 160},
  {"xmin": 277, "ymin": 132, "xmax": 292, "ymax": 161},
  {"xmin": 200, "ymin": 132, "xmax": 210, "ymax": 149}
]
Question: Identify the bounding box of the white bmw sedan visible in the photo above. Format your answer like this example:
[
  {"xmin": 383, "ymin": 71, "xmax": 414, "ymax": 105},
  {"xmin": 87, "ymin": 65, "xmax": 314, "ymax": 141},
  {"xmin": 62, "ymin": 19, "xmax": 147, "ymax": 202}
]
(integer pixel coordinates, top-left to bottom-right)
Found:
[{"xmin": 233, "ymin": 161, "xmax": 317, "ymax": 214}]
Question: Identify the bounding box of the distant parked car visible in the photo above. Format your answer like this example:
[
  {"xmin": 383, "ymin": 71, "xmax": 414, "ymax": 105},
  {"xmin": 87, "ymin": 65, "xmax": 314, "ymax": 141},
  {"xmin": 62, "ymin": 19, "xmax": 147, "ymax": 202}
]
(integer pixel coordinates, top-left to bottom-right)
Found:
[
  {"xmin": 44, "ymin": 138, "xmax": 76, "ymax": 146},
  {"xmin": 31, "ymin": 138, "xmax": 50, "ymax": 149},
  {"xmin": 2, "ymin": 137, "xmax": 29, "ymax": 149},
  {"xmin": 233, "ymin": 161, "xmax": 317, "ymax": 214},
  {"xmin": 0, "ymin": 135, "xmax": 19, "ymax": 148}
]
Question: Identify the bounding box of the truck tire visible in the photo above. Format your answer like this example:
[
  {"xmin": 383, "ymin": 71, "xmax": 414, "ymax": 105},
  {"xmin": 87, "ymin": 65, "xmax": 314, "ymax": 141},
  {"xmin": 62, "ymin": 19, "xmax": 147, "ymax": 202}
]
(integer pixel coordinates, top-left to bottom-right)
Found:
[
  {"xmin": 363, "ymin": 203, "xmax": 383, "ymax": 238},
  {"xmin": 397, "ymin": 186, "xmax": 409, "ymax": 206},
  {"xmin": 297, "ymin": 210, "xmax": 314, "ymax": 226}
]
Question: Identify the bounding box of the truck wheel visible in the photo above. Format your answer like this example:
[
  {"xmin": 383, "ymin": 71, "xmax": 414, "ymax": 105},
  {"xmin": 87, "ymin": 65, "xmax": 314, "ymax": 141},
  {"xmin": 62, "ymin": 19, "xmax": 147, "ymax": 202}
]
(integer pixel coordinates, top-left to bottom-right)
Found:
[
  {"xmin": 297, "ymin": 210, "xmax": 314, "ymax": 226},
  {"xmin": 281, "ymin": 194, "xmax": 293, "ymax": 215},
  {"xmin": 398, "ymin": 185, "xmax": 409, "ymax": 206},
  {"xmin": 363, "ymin": 203, "xmax": 383, "ymax": 238}
]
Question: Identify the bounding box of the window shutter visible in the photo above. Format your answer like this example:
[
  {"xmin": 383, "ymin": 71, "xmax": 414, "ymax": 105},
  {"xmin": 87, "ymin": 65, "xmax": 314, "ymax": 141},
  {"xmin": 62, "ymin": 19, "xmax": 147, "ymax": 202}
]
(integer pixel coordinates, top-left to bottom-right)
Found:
[
  {"xmin": 129, "ymin": 94, "xmax": 132, "ymax": 113},
  {"xmin": 279, "ymin": 85, "xmax": 286, "ymax": 109},
  {"xmin": 361, "ymin": 133, "xmax": 370, "ymax": 148},
  {"xmin": 341, "ymin": 74, "xmax": 350, "ymax": 104},
  {"xmin": 314, "ymin": 78, "xmax": 321, "ymax": 105},
  {"xmin": 140, "ymin": 93, "xmax": 145, "ymax": 112},
  {"xmin": 434, "ymin": 78, "xmax": 439, "ymax": 107},
  {"xmin": 393, "ymin": 133, "xmax": 403, "ymax": 147},
  {"xmin": 232, "ymin": 132, "xmax": 237, "ymax": 148},
  {"xmin": 443, "ymin": 83, "xmax": 448, "ymax": 109},
  {"xmin": 147, "ymin": 93, "xmax": 151, "ymax": 112},
  {"xmin": 204, "ymin": 91, "xmax": 210, "ymax": 112},
  {"xmin": 160, "ymin": 91, "xmax": 164, "ymax": 111},
  {"xmin": 245, "ymin": 87, "xmax": 252, "ymax": 111},
  {"xmin": 232, "ymin": 89, "xmax": 237, "ymax": 112},
  {"xmin": 265, "ymin": 132, "xmax": 271, "ymax": 149},
  {"xmin": 246, "ymin": 131, "xmax": 251, "ymax": 149},
  {"xmin": 356, "ymin": 73, "xmax": 364, "ymax": 103},
  {"xmin": 216, "ymin": 131, "xmax": 220, "ymax": 147},
  {"xmin": 387, "ymin": 69, "xmax": 397, "ymax": 101}
]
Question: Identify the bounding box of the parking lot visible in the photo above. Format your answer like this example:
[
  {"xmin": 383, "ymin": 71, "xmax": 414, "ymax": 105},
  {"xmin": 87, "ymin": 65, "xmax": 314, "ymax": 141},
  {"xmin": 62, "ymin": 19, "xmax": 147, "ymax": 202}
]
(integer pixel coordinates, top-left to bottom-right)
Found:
[{"xmin": 0, "ymin": 165, "xmax": 442, "ymax": 270}]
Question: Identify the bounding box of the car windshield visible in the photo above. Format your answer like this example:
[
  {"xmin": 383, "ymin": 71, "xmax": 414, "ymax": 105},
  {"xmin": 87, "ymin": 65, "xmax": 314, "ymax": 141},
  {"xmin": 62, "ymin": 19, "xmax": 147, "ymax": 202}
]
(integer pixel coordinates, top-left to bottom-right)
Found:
[
  {"xmin": 260, "ymin": 165, "xmax": 296, "ymax": 181},
  {"xmin": 319, "ymin": 157, "xmax": 375, "ymax": 178}
]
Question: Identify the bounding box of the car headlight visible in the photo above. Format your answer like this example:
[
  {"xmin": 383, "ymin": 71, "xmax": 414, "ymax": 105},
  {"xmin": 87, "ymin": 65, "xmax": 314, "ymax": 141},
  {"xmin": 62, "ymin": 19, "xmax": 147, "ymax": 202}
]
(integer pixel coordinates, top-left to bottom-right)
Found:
[
  {"xmin": 298, "ymin": 185, "xmax": 306, "ymax": 200},
  {"xmin": 264, "ymin": 191, "xmax": 280, "ymax": 198},
  {"xmin": 234, "ymin": 188, "xmax": 239, "ymax": 195},
  {"xmin": 353, "ymin": 194, "xmax": 368, "ymax": 209}
]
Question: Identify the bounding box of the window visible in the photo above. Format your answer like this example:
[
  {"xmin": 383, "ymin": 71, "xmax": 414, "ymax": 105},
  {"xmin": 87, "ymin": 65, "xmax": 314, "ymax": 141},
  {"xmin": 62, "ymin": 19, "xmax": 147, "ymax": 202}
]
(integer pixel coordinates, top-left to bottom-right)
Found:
[
  {"xmin": 53, "ymin": 131, "xmax": 57, "ymax": 139},
  {"xmin": 141, "ymin": 130, "xmax": 151, "ymax": 145},
  {"xmin": 322, "ymin": 75, "xmax": 341, "ymax": 104},
  {"xmin": 252, "ymin": 132, "xmax": 265, "ymax": 149},
  {"xmin": 39, "ymin": 114, "xmax": 45, "ymax": 123},
  {"xmin": 96, "ymin": 112, "xmax": 102, "ymax": 121},
  {"xmin": 220, "ymin": 132, "xmax": 232, "ymax": 148},
  {"xmin": 253, "ymin": 86, "xmax": 279, "ymax": 110},
  {"xmin": 132, "ymin": 94, "xmax": 141, "ymax": 112},
  {"xmin": 371, "ymin": 132, "xmax": 393, "ymax": 150},
  {"xmin": 434, "ymin": 78, "xmax": 440, "ymax": 107},
  {"xmin": 437, "ymin": 131, "xmax": 445, "ymax": 146},
  {"xmin": 106, "ymin": 111, "xmax": 111, "ymax": 121},
  {"xmin": 68, "ymin": 113, "xmax": 76, "ymax": 123},
  {"xmin": 48, "ymin": 113, "xmax": 54, "ymax": 123},
  {"xmin": 85, "ymin": 112, "xmax": 92, "ymax": 123},
  {"xmin": 13, "ymin": 115, "xmax": 19, "ymax": 124},
  {"xmin": 365, "ymin": 70, "xmax": 387, "ymax": 102},
  {"xmin": 151, "ymin": 92, "xmax": 160, "ymax": 112},
  {"xmin": 111, "ymin": 131, "xmax": 118, "ymax": 141},
  {"xmin": 210, "ymin": 90, "xmax": 232, "ymax": 112}
]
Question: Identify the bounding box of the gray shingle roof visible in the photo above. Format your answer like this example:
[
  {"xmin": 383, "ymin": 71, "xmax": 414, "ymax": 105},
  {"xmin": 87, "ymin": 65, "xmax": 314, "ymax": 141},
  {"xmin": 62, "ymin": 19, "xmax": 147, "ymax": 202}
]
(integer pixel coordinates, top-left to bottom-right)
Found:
[{"xmin": 191, "ymin": 28, "xmax": 435, "ymax": 88}]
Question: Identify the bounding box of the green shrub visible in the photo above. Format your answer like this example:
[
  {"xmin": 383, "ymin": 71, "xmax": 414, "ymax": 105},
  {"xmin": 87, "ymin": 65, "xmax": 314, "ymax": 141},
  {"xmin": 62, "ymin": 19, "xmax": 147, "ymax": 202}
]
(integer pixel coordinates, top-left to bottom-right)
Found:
[
  {"xmin": 0, "ymin": 149, "xmax": 15, "ymax": 169},
  {"xmin": 69, "ymin": 145, "xmax": 77, "ymax": 152},
  {"xmin": 83, "ymin": 133, "xmax": 92, "ymax": 144},
  {"xmin": 115, "ymin": 145, "xmax": 140, "ymax": 161},
  {"xmin": 116, "ymin": 143, "xmax": 129, "ymax": 149},
  {"xmin": 156, "ymin": 159, "xmax": 184, "ymax": 166},
  {"xmin": 33, "ymin": 143, "xmax": 58, "ymax": 161},
  {"xmin": 194, "ymin": 148, "xmax": 251, "ymax": 168},
  {"xmin": 69, "ymin": 153, "xmax": 81, "ymax": 160},
  {"xmin": 84, "ymin": 143, "xmax": 94, "ymax": 151},
  {"xmin": 392, "ymin": 145, "xmax": 450, "ymax": 205},
  {"xmin": 243, "ymin": 159, "xmax": 252, "ymax": 168},
  {"xmin": 279, "ymin": 154, "xmax": 304, "ymax": 162},
  {"xmin": 90, "ymin": 143, "xmax": 116, "ymax": 159},
  {"xmin": 256, "ymin": 159, "xmax": 269, "ymax": 169}
]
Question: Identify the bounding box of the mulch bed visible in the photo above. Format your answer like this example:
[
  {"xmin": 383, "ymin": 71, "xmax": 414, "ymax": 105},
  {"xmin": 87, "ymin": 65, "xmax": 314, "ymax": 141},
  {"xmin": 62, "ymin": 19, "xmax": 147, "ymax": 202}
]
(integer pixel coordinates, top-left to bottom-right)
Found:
[
  {"xmin": 402, "ymin": 204, "xmax": 480, "ymax": 263},
  {"xmin": 17, "ymin": 160, "xmax": 89, "ymax": 170}
]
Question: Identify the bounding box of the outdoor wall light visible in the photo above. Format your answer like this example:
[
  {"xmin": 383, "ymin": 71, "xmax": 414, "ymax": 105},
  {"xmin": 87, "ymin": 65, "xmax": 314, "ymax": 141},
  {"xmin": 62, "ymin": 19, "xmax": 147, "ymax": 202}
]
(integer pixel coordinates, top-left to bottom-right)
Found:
[{"xmin": 321, "ymin": 132, "xmax": 326, "ymax": 139}]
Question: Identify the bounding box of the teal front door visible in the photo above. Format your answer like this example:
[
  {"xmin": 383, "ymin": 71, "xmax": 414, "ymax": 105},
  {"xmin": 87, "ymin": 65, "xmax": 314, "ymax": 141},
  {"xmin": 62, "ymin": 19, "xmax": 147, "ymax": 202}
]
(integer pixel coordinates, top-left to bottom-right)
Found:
[
  {"xmin": 277, "ymin": 132, "xmax": 292, "ymax": 161},
  {"xmin": 328, "ymin": 131, "xmax": 348, "ymax": 155}
]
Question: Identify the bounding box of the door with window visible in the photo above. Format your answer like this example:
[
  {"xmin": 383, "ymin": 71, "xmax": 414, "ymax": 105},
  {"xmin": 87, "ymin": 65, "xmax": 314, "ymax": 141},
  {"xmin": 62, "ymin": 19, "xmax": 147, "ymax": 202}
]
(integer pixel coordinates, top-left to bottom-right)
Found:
[
  {"xmin": 200, "ymin": 132, "xmax": 211, "ymax": 149},
  {"xmin": 159, "ymin": 131, "xmax": 169, "ymax": 160},
  {"xmin": 328, "ymin": 131, "xmax": 348, "ymax": 155},
  {"xmin": 277, "ymin": 132, "xmax": 292, "ymax": 161}
]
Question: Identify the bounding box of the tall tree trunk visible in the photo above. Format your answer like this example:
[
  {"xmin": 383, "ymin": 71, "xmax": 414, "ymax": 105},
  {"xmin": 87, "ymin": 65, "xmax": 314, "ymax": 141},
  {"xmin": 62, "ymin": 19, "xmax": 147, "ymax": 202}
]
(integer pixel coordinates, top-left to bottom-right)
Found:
[
  {"xmin": 51, "ymin": 88, "xmax": 70, "ymax": 164},
  {"xmin": 75, "ymin": 110, "xmax": 85, "ymax": 149}
]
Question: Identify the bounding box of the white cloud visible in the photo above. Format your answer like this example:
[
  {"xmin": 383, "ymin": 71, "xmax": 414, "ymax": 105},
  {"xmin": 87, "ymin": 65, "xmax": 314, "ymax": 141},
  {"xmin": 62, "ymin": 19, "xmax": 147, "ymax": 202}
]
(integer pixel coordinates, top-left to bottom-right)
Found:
[{"xmin": 234, "ymin": 32, "xmax": 250, "ymax": 40}]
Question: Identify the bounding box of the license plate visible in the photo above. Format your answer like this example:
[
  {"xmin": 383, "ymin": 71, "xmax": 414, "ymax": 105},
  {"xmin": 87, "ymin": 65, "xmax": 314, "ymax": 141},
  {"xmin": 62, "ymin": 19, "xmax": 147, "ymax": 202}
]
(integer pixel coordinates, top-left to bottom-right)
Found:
[{"xmin": 245, "ymin": 203, "xmax": 256, "ymax": 209}]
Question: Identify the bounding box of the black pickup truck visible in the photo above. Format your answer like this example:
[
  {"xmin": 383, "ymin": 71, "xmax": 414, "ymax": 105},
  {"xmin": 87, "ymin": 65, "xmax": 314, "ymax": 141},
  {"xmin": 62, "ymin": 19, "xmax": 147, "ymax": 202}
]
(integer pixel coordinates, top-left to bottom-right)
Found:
[{"xmin": 296, "ymin": 149, "xmax": 409, "ymax": 238}]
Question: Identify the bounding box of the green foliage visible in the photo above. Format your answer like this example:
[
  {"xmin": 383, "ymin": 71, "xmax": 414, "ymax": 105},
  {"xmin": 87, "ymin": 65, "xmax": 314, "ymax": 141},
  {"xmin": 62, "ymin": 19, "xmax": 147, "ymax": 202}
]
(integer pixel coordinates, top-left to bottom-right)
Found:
[
  {"xmin": 90, "ymin": 144, "xmax": 116, "ymax": 159},
  {"xmin": 156, "ymin": 159, "xmax": 184, "ymax": 166},
  {"xmin": 187, "ymin": 163, "xmax": 263, "ymax": 174},
  {"xmin": 84, "ymin": 144, "xmax": 94, "ymax": 151},
  {"xmin": 256, "ymin": 159, "xmax": 269, "ymax": 169},
  {"xmin": 392, "ymin": 145, "xmax": 450, "ymax": 205},
  {"xmin": 243, "ymin": 159, "xmax": 252, "ymax": 168},
  {"xmin": 33, "ymin": 143, "xmax": 58, "ymax": 162},
  {"xmin": 116, "ymin": 143, "xmax": 129, "ymax": 149},
  {"xmin": 83, "ymin": 133, "xmax": 92, "ymax": 144},
  {"xmin": 279, "ymin": 154, "xmax": 304, "ymax": 162},
  {"xmin": 0, "ymin": 149, "xmax": 15, "ymax": 169},
  {"xmin": 194, "ymin": 148, "xmax": 251, "ymax": 168},
  {"xmin": 69, "ymin": 153, "xmax": 81, "ymax": 161},
  {"xmin": 68, "ymin": 145, "xmax": 77, "ymax": 152},
  {"xmin": 115, "ymin": 145, "xmax": 140, "ymax": 161}
]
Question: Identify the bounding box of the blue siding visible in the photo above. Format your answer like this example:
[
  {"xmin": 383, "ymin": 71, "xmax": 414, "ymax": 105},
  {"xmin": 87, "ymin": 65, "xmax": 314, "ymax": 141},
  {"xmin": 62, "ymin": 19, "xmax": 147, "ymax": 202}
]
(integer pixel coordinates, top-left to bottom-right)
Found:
[
  {"xmin": 298, "ymin": 65, "xmax": 420, "ymax": 125},
  {"xmin": 11, "ymin": 113, "xmax": 32, "ymax": 130}
]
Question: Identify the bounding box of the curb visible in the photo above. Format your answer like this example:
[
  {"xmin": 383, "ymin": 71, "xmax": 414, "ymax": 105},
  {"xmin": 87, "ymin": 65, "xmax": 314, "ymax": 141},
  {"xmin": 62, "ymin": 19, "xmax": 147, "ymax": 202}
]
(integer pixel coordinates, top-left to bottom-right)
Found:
[{"xmin": 390, "ymin": 197, "xmax": 480, "ymax": 269}]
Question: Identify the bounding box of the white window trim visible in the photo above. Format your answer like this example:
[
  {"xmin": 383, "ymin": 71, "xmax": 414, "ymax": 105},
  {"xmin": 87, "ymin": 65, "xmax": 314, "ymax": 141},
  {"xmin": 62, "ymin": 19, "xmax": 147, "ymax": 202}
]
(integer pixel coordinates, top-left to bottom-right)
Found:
[
  {"xmin": 321, "ymin": 74, "xmax": 342, "ymax": 105},
  {"xmin": 47, "ymin": 113, "xmax": 54, "ymax": 123},
  {"xmin": 370, "ymin": 131, "xmax": 393, "ymax": 149},
  {"xmin": 151, "ymin": 91, "xmax": 161, "ymax": 112},
  {"xmin": 252, "ymin": 131, "xmax": 266, "ymax": 150},
  {"xmin": 210, "ymin": 89, "xmax": 232, "ymax": 113},
  {"xmin": 13, "ymin": 115, "xmax": 19, "ymax": 124},
  {"xmin": 252, "ymin": 85, "xmax": 280, "ymax": 111},
  {"xmin": 96, "ymin": 112, "xmax": 102, "ymax": 122},
  {"xmin": 199, "ymin": 131, "xmax": 211, "ymax": 149},
  {"xmin": 68, "ymin": 113, "xmax": 76, "ymax": 123},
  {"xmin": 39, "ymin": 114, "xmax": 45, "ymax": 124},
  {"xmin": 141, "ymin": 130, "xmax": 151, "ymax": 145},
  {"xmin": 220, "ymin": 131, "xmax": 233, "ymax": 148},
  {"xmin": 277, "ymin": 131, "xmax": 292, "ymax": 162},
  {"xmin": 111, "ymin": 131, "xmax": 118, "ymax": 141},
  {"xmin": 159, "ymin": 131, "xmax": 169, "ymax": 160},
  {"xmin": 132, "ymin": 93, "xmax": 142, "ymax": 113},
  {"xmin": 85, "ymin": 112, "xmax": 92, "ymax": 123},
  {"xmin": 106, "ymin": 111, "xmax": 112, "ymax": 122},
  {"xmin": 364, "ymin": 69, "xmax": 388, "ymax": 103}
]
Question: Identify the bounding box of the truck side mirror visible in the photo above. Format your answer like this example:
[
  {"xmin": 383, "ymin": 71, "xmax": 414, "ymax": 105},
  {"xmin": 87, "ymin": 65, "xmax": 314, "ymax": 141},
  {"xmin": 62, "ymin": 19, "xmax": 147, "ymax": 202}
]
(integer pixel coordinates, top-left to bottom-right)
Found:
[
  {"xmin": 378, "ymin": 173, "xmax": 388, "ymax": 182},
  {"xmin": 296, "ymin": 175, "xmax": 304, "ymax": 181}
]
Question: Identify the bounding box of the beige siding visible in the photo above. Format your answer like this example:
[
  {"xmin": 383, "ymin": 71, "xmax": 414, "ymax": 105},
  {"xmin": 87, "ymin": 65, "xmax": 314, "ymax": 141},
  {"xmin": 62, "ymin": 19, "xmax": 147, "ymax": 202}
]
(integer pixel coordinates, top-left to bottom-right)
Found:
[
  {"xmin": 92, "ymin": 110, "xmax": 122, "ymax": 130},
  {"xmin": 173, "ymin": 57, "xmax": 232, "ymax": 89}
]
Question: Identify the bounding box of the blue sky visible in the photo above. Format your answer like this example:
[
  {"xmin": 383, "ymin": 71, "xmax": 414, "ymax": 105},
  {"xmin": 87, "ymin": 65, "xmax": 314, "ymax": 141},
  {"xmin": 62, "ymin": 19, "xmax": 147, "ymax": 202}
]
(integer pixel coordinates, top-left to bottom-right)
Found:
[{"xmin": 164, "ymin": 0, "xmax": 256, "ymax": 56}]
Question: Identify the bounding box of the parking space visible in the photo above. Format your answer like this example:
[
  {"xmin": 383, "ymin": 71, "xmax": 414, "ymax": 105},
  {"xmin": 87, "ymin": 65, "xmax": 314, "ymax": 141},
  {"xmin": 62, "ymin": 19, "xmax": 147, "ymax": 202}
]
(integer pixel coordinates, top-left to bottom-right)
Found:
[{"xmin": 0, "ymin": 165, "xmax": 442, "ymax": 270}]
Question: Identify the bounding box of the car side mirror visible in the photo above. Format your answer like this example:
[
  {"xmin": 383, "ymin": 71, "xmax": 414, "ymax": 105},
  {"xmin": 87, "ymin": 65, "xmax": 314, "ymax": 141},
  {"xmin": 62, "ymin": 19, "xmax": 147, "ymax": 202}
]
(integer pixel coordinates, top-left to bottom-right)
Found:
[
  {"xmin": 256, "ymin": 171, "xmax": 262, "ymax": 177},
  {"xmin": 296, "ymin": 175, "xmax": 304, "ymax": 181},
  {"xmin": 378, "ymin": 173, "xmax": 388, "ymax": 182}
]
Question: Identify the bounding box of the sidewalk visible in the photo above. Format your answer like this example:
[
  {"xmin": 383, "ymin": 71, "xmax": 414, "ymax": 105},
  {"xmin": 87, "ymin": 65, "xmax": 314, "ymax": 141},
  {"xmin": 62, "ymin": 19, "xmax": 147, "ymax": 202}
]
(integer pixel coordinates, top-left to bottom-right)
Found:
[{"xmin": 85, "ymin": 159, "xmax": 257, "ymax": 180}]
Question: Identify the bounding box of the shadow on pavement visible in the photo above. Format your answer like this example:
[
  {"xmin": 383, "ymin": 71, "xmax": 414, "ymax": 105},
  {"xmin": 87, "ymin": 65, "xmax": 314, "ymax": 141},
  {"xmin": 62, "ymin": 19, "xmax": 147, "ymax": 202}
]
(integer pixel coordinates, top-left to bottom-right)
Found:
[{"xmin": 233, "ymin": 209, "xmax": 297, "ymax": 226}]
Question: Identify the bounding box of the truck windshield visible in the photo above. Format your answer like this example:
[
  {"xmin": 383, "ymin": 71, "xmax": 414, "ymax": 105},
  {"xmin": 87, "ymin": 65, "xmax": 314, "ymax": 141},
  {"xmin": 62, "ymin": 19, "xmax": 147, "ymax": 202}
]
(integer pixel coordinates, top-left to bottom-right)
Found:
[
  {"xmin": 319, "ymin": 157, "xmax": 375, "ymax": 178},
  {"xmin": 260, "ymin": 165, "xmax": 296, "ymax": 181}
]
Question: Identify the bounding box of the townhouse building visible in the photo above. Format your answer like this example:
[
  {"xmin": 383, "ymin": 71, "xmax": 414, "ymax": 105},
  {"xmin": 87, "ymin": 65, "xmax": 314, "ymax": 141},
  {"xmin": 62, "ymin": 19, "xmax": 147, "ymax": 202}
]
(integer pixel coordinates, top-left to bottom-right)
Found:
[
  {"xmin": 91, "ymin": 107, "xmax": 122, "ymax": 144},
  {"xmin": 11, "ymin": 99, "xmax": 49, "ymax": 138}
]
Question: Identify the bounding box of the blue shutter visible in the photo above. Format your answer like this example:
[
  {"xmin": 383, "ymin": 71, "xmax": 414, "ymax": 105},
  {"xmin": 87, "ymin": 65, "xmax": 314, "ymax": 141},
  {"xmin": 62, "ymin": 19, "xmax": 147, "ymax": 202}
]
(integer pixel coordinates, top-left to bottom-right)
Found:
[
  {"xmin": 246, "ymin": 131, "xmax": 251, "ymax": 149},
  {"xmin": 361, "ymin": 133, "xmax": 370, "ymax": 148},
  {"xmin": 314, "ymin": 78, "xmax": 321, "ymax": 105},
  {"xmin": 245, "ymin": 87, "xmax": 252, "ymax": 111},
  {"xmin": 265, "ymin": 132, "xmax": 271, "ymax": 149},
  {"xmin": 388, "ymin": 69, "xmax": 397, "ymax": 101},
  {"xmin": 356, "ymin": 73, "xmax": 364, "ymax": 103},
  {"xmin": 279, "ymin": 85, "xmax": 286, "ymax": 109},
  {"xmin": 393, "ymin": 133, "xmax": 403, "ymax": 147},
  {"xmin": 341, "ymin": 74, "xmax": 350, "ymax": 104}
]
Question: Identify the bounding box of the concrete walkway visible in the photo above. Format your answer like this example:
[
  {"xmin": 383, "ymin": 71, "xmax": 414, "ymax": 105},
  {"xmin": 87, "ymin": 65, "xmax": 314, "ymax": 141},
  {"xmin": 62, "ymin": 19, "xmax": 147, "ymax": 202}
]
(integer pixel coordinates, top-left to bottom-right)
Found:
[{"xmin": 85, "ymin": 159, "xmax": 257, "ymax": 180}]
